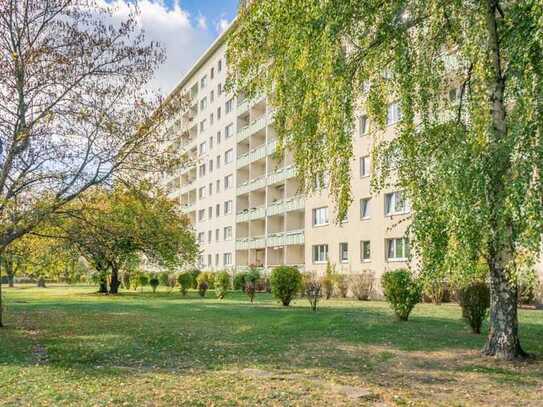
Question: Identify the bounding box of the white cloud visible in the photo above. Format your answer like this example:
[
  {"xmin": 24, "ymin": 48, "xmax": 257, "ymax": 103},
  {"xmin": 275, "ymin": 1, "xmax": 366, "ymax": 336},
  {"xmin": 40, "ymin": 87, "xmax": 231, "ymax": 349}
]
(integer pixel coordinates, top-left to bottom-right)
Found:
[
  {"xmin": 216, "ymin": 18, "xmax": 230, "ymax": 34},
  {"xmin": 102, "ymin": 0, "xmax": 216, "ymax": 95}
]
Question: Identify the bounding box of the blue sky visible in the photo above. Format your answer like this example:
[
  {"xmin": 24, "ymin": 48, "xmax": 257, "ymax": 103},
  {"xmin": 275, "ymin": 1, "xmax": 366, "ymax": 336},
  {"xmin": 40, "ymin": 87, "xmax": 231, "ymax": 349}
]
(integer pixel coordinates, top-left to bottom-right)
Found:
[{"xmin": 107, "ymin": 0, "xmax": 239, "ymax": 93}]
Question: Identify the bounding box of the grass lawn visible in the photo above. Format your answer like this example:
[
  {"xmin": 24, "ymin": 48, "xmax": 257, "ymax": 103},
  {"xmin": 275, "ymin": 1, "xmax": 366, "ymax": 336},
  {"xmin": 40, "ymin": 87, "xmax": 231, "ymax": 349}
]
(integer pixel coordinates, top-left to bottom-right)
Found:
[{"xmin": 1, "ymin": 285, "xmax": 542, "ymax": 406}]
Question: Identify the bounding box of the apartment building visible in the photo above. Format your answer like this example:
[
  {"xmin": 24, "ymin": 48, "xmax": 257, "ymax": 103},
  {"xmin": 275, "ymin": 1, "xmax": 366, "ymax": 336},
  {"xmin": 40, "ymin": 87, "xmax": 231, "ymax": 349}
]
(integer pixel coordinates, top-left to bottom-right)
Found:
[{"xmin": 162, "ymin": 23, "xmax": 412, "ymax": 283}]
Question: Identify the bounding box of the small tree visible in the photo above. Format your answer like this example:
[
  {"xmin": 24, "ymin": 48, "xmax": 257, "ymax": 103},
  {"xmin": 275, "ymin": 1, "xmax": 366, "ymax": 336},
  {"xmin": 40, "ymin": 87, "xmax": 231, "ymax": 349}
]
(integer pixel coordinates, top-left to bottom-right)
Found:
[
  {"xmin": 350, "ymin": 272, "xmax": 375, "ymax": 301},
  {"xmin": 244, "ymin": 267, "xmax": 261, "ymax": 303},
  {"xmin": 215, "ymin": 271, "xmax": 231, "ymax": 300},
  {"xmin": 382, "ymin": 270, "xmax": 422, "ymax": 321},
  {"xmin": 270, "ymin": 266, "xmax": 302, "ymax": 307},
  {"xmin": 336, "ymin": 274, "xmax": 349, "ymax": 298},
  {"xmin": 458, "ymin": 282, "xmax": 491, "ymax": 334},
  {"xmin": 321, "ymin": 261, "xmax": 337, "ymax": 299},
  {"xmin": 304, "ymin": 274, "xmax": 322, "ymax": 312},
  {"xmin": 137, "ymin": 273, "xmax": 148, "ymax": 293},
  {"xmin": 177, "ymin": 272, "xmax": 193, "ymax": 296},
  {"xmin": 149, "ymin": 275, "xmax": 159, "ymax": 293},
  {"xmin": 234, "ymin": 272, "xmax": 248, "ymax": 291},
  {"xmin": 196, "ymin": 273, "xmax": 209, "ymax": 297}
]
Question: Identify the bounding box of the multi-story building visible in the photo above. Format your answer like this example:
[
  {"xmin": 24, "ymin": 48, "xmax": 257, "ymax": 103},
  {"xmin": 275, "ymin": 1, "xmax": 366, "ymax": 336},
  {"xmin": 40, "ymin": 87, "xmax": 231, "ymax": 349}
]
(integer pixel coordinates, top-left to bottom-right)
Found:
[{"xmin": 163, "ymin": 21, "xmax": 543, "ymax": 283}]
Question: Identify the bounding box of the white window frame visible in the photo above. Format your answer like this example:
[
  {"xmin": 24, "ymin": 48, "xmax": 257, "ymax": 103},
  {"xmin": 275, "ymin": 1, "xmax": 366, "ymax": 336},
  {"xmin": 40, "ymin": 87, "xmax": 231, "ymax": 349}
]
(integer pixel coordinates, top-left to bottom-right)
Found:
[
  {"xmin": 384, "ymin": 191, "xmax": 410, "ymax": 216},
  {"xmin": 361, "ymin": 240, "xmax": 371, "ymax": 262},
  {"xmin": 359, "ymin": 114, "xmax": 368, "ymax": 136},
  {"xmin": 312, "ymin": 244, "xmax": 329, "ymax": 264},
  {"xmin": 312, "ymin": 207, "xmax": 329, "ymax": 227},
  {"xmin": 360, "ymin": 155, "xmax": 370, "ymax": 178},
  {"xmin": 386, "ymin": 238, "xmax": 410, "ymax": 261},
  {"xmin": 360, "ymin": 198, "xmax": 370, "ymax": 219},
  {"xmin": 387, "ymin": 101, "xmax": 402, "ymax": 125},
  {"xmin": 339, "ymin": 242, "xmax": 349, "ymax": 263}
]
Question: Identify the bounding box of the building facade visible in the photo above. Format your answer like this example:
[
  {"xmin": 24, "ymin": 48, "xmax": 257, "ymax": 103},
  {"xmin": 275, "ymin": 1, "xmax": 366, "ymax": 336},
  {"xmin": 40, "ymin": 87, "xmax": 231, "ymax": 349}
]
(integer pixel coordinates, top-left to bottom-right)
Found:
[{"xmin": 163, "ymin": 22, "xmax": 543, "ymax": 283}]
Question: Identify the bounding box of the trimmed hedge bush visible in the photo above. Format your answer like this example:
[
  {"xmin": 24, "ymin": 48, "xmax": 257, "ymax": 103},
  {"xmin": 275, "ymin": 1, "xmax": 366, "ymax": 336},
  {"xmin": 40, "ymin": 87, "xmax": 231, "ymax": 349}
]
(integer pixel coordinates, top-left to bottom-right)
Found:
[
  {"xmin": 458, "ymin": 282, "xmax": 490, "ymax": 334},
  {"xmin": 177, "ymin": 272, "xmax": 193, "ymax": 296},
  {"xmin": 233, "ymin": 272, "xmax": 248, "ymax": 291},
  {"xmin": 215, "ymin": 271, "xmax": 231, "ymax": 299},
  {"xmin": 149, "ymin": 276, "xmax": 159, "ymax": 293},
  {"xmin": 381, "ymin": 269, "xmax": 422, "ymax": 321},
  {"xmin": 270, "ymin": 266, "xmax": 302, "ymax": 306},
  {"xmin": 350, "ymin": 271, "xmax": 375, "ymax": 300}
]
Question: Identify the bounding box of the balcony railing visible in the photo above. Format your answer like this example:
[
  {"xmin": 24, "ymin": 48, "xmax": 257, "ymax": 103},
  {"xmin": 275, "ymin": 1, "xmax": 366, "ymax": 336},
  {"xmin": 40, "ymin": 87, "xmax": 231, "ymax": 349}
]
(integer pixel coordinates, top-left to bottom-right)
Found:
[
  {"xmin": 180, "ymin": 202, "xmax": 195, "ymax": 212},
  {"xmin": 266, "ymin": 196, "xmax": 305, "ymax": 217},
  {"xmin": 236, "ymin": 143, "xmax": 266, "ymax": 169},
  {"xmin": 236, "ymin": 206, "xmax": 266, "ymax": 223},
  {"xmin": 267, "ymin": 230, "xmax": 305, "ymax": 247},
  {"xmin": 237, "ymin": 115, "xmax": 268, "ymax": 142},
  {"xmin": 267, "ymin": 165, "xmax": 296, "ymax": 185},
  {"xmin": 237, "ymin": 175, "xmax": 266, "ymax": 195}
]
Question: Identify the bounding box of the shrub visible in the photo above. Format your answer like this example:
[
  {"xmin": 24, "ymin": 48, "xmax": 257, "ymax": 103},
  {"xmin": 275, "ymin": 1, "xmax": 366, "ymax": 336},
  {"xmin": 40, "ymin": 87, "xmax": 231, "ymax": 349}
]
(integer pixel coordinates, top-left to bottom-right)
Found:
[
  {"xmin": 321, "ymin": 261, "xmax": 337, "ymax": 299},
  {"xmin": 197, "ymin": 271, "xmax": 215, "ymax": 289},
  {"xmin": 149, "ymin": 275, "xmax": 159, "ymax": 293},
  {"xmin": 158, "ymin": 272, "xmax": 170, "ymax": 287},
  {"xmin": 350, "ymin": 271, "xmax": 375, "ymax": 300},
  {"xmin": 336, "ymin": 274, "xmax": 349, "ymax": 298},
  {"xmin": 458, "ymin": 282, "xmax": 490, "ymax": 334},
  {"xmin": 245, "ymin": 281, "xmax": 256, "ymax": 303},
  {"xmin": 121, "ymin": 272, "xmax": 131, "ymax": 290},
  {"xmin": 137, "ymin": 273, "xmax": 148, "ymax": 293},
  {"xmin": 233, "ymin": 272, "xmax": 248, "ymax": 291},
  {"xmin": 303, "ymin": 274, "xmax": 322, "ymax": 311},
  {"xmin": 215, "ymin": 271, "xmax": 231, "ymax": 299},
  {"xmin": 270, "ymin": 266, "xmax": 302, "ymax": 306},
  {"xmin": 189, "ymin": 269, "xmax": 201, "ymax": 289},
  {"xmin": 381, "ymin": 269, "xmax": 422, "ymax": 321},
  {"xmin": 244, "ymin": 268, "xmax": 260, "ymax": 302},
  {"xmin": 422, "ymin": 280, "xmax": 447, "ymax": 305},
  {"xmin": 177, "ymin": 272, "xmax": 193, "ymax": 296},
  {"xmin": 197, "ymin": 280, "xmax": 209, "ymax": 297}
]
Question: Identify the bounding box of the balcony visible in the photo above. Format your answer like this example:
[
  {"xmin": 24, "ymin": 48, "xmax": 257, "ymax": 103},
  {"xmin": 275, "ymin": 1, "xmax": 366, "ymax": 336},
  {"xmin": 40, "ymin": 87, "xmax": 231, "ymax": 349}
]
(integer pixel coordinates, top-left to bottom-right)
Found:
[
  {"xmin": 236, "ymin": 236, "xmax": 265, "ymax": 250},
  {"xmin": 236, "ymin": 143, "xmax": 266, "ymax": 169},
  {"xmin": 180, "ymin": 202, "xmax": 195, "ymax": 213},
  {"xmin": 237, "ymin": 115, "xmax": 268, "ymax": 142},
  {"xmin": 266, "ymin": 196, "xmax": 305, "ymax": 217},
  {"xmin": 237, "ymin": 99, "xmax": 250, "ymax": 114},
  {"xmin": 236, "ymin": 206, "xmax": 266, "ymax": 223},
  {"xmin": 267, "ymin": 230, "xmax": 305, "ymax": 247},
  {"xmin": 267, "ymin": 165, "xmax": 296, "ymax": 185},
  {"xmin": 237, "ymin": 175, "xmax": 266, "ymax": 195}
]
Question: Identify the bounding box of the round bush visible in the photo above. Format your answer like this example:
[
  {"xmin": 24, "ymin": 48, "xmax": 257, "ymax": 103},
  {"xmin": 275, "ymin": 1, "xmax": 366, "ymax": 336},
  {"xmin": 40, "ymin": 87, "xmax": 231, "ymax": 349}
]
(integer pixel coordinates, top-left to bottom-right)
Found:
[
  {"xmin": 196, "ymin": 273, "xmax": 209, "ymax": 297},
  {"xmin": 177, "ymin": 272, "xmax": 193, "ymax": 296},
  {"xmin": 458, "ymin": 282, "xmax": 490, "ymax": 334},
  {"xmin": 270, "ymin": 266, "xmax": 302, "ymax": 306},
  {"xmin": 215, "ymin": 271, "xmax": 231, "ymax": 299},
  {"xmin": 381, "ymin": 269, "xmax": 422, "ymax": 321},
  {"xmin": 233, "ymin": 272, "xmax": 248, "ymax": 291},
  {"xmin": 149, "ymin": 276, "xmax": 159, "ymax": 293}
]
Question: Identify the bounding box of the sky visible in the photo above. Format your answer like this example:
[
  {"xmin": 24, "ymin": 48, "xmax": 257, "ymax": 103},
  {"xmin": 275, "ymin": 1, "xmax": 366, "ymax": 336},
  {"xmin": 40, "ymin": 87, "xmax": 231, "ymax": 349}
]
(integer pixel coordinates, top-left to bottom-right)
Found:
[{"xmin": 107, "ymin": 0, "xmax": 239, "ymax": 95}]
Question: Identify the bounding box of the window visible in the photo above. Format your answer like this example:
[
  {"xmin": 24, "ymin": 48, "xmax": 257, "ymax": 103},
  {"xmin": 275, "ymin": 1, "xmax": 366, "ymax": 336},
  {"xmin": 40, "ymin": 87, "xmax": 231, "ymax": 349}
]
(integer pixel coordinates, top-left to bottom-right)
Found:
[
  {"xmin": 224, "ymin": 200, "xmax": 233, "ymax": 214},
  {"xmin": 314, "ymin": 174, "xmax": 329, "ymax": 190},
  {"xmin": 215, "ymin": 204, "xmax": 220, "ymax": 217},
  {"xmin": 387, "ymin": 102, "xmax": 402, "ymax": 125},
  {"xmin": 216, "ymin": 155, "xmax": 221, "ymax": 169},
  {"xmin": 361, "ymin": 241, "xmax": 371, "ymax": 261},
  {"xmin": 224, "ymin": 174, "xmax": 233, "ymax": 189},
  {"xmin": 208, "ymin": 230, "xmax": 212, "ymax": 242},
  {"xmin": 360, "ymin": 198, "xmax": 370, "ymax": 219},
  {"xmin": 200, "ymin": 97, "xmax": 207, "ymax": 111},
  {"xmin": 208, "ymin": 206, "xmax": 213, "ymax": 219},
  {"xmin": 199, "ymin": 141, "xmax": 207, "ymax": 155},
  {"xmin": 200, "ymin": 75, "xmax": 207, "ymax": 89},
  {"xmin": 198, "ymin": 209, "xmax": 205, "ymax": 221},
  {"xmin": 216, "ymin": 179, "xmax": 221, "ymax": 193},
  {"xmin": 218, "ymin": 59, "xmax": 222, "ymax": 72},
  {"xmin": 339, "ymin": 242, "xmax": 349, "ymax": 263},
  {"xmin": 198, "ymin": 186, "xmax": 206, "ymax": 199},
  {"xmin": 386, "ymin": 238, "xmax": 410, "ymax": 261},
  {"xmin": 384, "ymin": 191, "xmax": 410, "ymax": 215},
  {"xmin": 218, "ymin": 83, "xmax": 222, "ymax": 96},
  {"xmin": 224, "ymin": 252, "xmax": 232, "ymax": 266},
  {"xmin": 208, "ymin": 183, "xmax": 213, "ymax": 196},
  {"xmin": 312, "ymin": 207, "xmax": 329, "ymax": 226},
  {"xmin": 209, "ymin": 159, "xmax": 214, "ymax": 173},
  {"xmin": 226, "ymin": 98, "xmax": 233, "ymax": 114},
  {"xmin": 215, "ymin": 253, "xmax": 219, "ymax": 266},
  {"xmin": 312, "ymin": 244, "xmax": 328, "ymax": 263},
  {"xmin": 210, "ymin": 90, "xmax": 215, "ymax": 103},
  {"xmin": 217, "ymin": 107, "xmax": 222, "ymax": 120},
  {"xmin": 210, "ymin": 67, "xmax": 215, "ymax": 80},
  {"xmin": 208, "ymin": 254, "xmax": 212, "ymax": 267},
  {"xmin": 210, "ymin": 113, "xmax": 214, "ymax": 125},
  {"xmin": 359, "ymin": 115, "xmax": 368, "ymax": 136},
  {"xmin": 449, "ymin": 87, "xmax": 461, "ymax": 103},
  {"xmin": 360, "ymin": 155, "xmax": 370, "ymax": 177},
  {"xmin": 209, "ymin": 136, "xmax": 214, "ymax": 150},
  {"xmin": 225, "ymin": 123, "xmax": 233, "ymax": 138},
  {"xmin": 199, "ymin": 119, "xmax": 206, "ymax": 132},
  {"xmin": 225, "ymin": 148, "xmax": 234, "ymax": 164},
  {"xmin": 198, "ymin": 232, "xmax": 204, "ymax": 243},
  {"xmin": 224, "ymin": 226, "xmax": 232, "ymax": 241},
  {"xmin": 215, "ymin": 228, "xmax": 220, "ymax": 241},
  {"xmin": 198, "ymin": 164, "xmax": 206, "ymax": 177},
  {"xmin": 198, "ymin": 255, "xmax": 204, "ymax": 267}
]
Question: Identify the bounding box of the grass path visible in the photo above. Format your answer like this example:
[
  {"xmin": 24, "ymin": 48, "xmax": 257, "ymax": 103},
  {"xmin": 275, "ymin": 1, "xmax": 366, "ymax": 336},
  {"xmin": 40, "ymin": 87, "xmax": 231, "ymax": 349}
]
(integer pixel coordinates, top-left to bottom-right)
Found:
[{"xmin": 1, "ymin": 285, "xmax": 542, "ymax": 406}]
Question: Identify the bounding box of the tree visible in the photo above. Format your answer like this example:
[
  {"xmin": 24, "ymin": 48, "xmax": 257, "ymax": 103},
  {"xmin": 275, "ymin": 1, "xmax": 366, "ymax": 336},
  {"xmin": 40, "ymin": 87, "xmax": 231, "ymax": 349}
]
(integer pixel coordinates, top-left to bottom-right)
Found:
[
  {"xmin": 0, "ymin": 0, "xmax": 186, "ymax": 252},
  {"xmin": 42, "ymin": 182, "xmax": 198, "ymax": 294},
  {"xmin": 227, "ymin": 1, "xmax": 543, "ymax": 359}
]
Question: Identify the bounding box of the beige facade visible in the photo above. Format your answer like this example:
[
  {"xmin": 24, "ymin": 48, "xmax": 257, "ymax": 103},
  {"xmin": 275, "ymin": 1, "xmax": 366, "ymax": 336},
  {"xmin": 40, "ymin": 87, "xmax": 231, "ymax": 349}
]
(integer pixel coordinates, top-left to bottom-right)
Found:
[{"xmin": 163, "ymin": 22, "xmax": 543, "ymax": 285}]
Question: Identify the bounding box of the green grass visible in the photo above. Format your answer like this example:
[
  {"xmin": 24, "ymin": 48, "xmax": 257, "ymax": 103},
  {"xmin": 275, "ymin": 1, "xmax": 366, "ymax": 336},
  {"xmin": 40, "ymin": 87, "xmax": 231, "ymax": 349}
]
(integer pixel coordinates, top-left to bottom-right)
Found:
[{"xmin": 1, "ymin": 285, "xmax": 542, "ymax": 406}]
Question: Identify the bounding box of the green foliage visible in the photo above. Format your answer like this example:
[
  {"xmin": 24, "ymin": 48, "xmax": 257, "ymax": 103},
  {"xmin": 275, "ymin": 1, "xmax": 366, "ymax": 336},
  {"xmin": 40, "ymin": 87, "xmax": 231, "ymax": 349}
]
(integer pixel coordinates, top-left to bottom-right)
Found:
[
  {"xmin": 382, "ymin": 270, "xmax": 422, "ymax": 321},
  {"xmin": 137, "ymin": 273, "xmax": 148, "ymax": 292},
  {"xmin": 233, "ymin": 272, "xmax": 248, "ymax": 291},
  {"xmin": 321, "ymin": 261, "xmax": 337, "ymax": 299},
  {"xmin": 270, "ymin": 266, "xmax": 302, "ymax": 307},
  {"xmin": 158, "ymin": 272, "xmax": 170, "ymax": 287},
  {"xmin": 177, "ymin": 272, "xmax": 193, "ymax": 296},
  {"xmin": 458, "ymin": 282, "xmax": 491, "ymax": 334},
  {"xmin": 149, "ymin": 276, "xmax": 159, "ymax": 293},
  {"xmin": 350, "ymin": 272, "xmax": 375, "ymax": 301},
  {"xmin": 215, "ymin": 271, "xmax": 231, "ymax": 300},
  {"xmin": 188, "ymin": 269, "xmax": 201, "ymax": 289}
]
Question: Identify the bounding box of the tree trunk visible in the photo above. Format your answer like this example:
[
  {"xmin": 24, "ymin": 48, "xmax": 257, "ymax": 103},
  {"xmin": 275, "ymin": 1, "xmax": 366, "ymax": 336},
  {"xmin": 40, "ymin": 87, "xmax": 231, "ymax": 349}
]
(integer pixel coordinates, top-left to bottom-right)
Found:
[
  {"xmin": 109, "ymin": 268, "xmax": 121, "ymax": 294},
  {"xmin": 7, "ymin": 274, "xmax": 14, "ymax": 288},
  {"xmin": 482, "ymin": 261, "xmax": 527, "ymax": 359},
  {"xmin": 37, "ymin": 277, "xmax": 46, "ymax": 288},
  {"xmin": 0, "ymin": 261, "xmax": 4, "ymax": 328}
]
